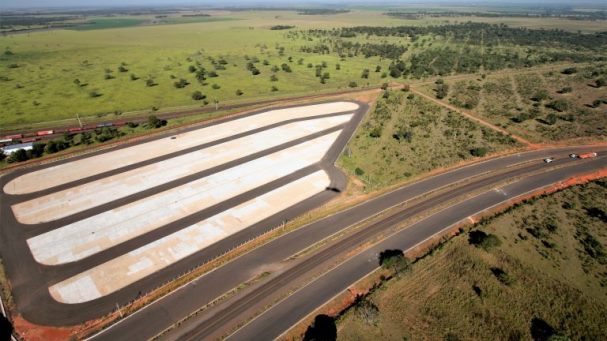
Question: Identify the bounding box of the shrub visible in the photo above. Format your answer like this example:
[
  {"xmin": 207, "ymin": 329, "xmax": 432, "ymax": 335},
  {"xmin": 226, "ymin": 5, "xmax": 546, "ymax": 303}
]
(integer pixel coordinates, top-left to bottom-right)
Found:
[
  {"xmin": 355, "ymin": 299, "xmax": 379, "ymax": 326},
  {"xmin": 271, "ymin": 86, "xmax": 278, "ymax": 92},
  {"xmin": 490, "ymin": 267, "xmax": 514, "ymax": 285},
  {"xmin": 147, "ymin": 115, "xmax": 166, "ymax": 129},
  {"xmin": 281, "ymin": 63, "xmax": 292, "ymax": 73},
  {"xmin": 235, "ymin": 89, "xmax": 243, "ymax": 96},
  {"xmin": 354, "ymin": 167, "xmax": 365, "ymax": 176},
  {"xmin": 212, "ymin": 84, "xmax": 221, "ymax": 89},
  {"xmin": 469, "ymin": 147, "xmax": 488, "ymax": 157},
  {"xmin": 192, "ymin": 91, "xmax": 206, "ymax": 101},
  {"xmin": 348, "ymin": 81, "xmax": 358, "ymax": 88},
  {"xmin": 468, "ymin": 230, "xmax": 502, "ymax": 250},
  {"xmin": 546, "ymin": 99, "xmax": 568, "ymax": 112}
]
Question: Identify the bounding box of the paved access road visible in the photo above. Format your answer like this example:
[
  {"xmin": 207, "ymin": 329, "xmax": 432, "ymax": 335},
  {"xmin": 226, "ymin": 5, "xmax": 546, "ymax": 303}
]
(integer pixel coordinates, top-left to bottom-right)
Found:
[
  {"xmin": 89, "ymin": 146, "xmax": 605, "ymax": 341},
  {"xmin": 177, "ymin": 154, "xmax": 607, "ymax": 341},
  {"xmin": 0, "ymin": 101, "xmax": 368, "ymax": 325}
]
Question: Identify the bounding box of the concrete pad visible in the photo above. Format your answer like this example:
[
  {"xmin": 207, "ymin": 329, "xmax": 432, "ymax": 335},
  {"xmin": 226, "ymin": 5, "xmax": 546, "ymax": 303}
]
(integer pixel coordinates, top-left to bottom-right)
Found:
[
  {"xmin": 4, "ymin": 102, "xmax": 359, "ymax": 195},
  {"xmin": 27, "ymin": 132, "xmax": 341, "ymax": 265},
  {"xmin": 13, "ymin": 115, "xmax": 352, "ymax": 224},
  {"xmin": 49, "ymin": 170, "xmax": 331, "ymax": 304}
]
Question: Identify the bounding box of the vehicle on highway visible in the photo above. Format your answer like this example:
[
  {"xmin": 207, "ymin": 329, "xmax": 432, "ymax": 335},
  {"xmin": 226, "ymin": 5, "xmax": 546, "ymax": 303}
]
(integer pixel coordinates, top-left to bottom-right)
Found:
[
  {"xmin": 543, "ymin": 157, "xmax": 554, "ymax": 163},
  {"xmin": 578, "ymin": 152, "xmax": 598, "ymax": 159}
]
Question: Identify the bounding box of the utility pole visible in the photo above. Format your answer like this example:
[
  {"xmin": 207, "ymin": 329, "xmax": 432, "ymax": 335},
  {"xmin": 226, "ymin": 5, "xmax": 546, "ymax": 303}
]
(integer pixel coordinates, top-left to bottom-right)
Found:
[
  {"xmin": 76, "ymin": 113, "xmax": 83, "ymax": 128},
  {"xmin": 214, "ymin": 98, "xmax": 219, "ymax": 111}
]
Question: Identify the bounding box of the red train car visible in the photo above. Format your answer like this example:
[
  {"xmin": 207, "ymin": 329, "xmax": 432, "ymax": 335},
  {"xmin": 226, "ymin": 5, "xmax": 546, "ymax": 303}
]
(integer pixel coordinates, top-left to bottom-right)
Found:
[
  {"xmin": 36, "ymin": 130, "xmax": 54, "ymax": 136},
  {"xmin": 21, "ymin": 137, "xmax": 40, "ymax": 143},
  {"xmin": 4, "ymin": 134, "xmax": 22, "ymax": 139},
  {"xmin": 68, "ymin": 127, "xmax": 83, "ymax": 133}
]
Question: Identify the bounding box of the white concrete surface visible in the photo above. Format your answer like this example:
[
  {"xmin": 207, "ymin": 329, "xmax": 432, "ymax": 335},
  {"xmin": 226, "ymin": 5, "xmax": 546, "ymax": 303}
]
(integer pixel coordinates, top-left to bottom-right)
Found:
[
  {"xmin": 49, "ymin": 170, "xmax": 331, "ymax": 304},
  {"xmin": 13, "ymin": 115, "xmax": 352, "ymax": 224},
  {"xmin": 27, "ymin": 132, "xmax": 341, "ymax": 265},
  {"xmin": 4, "ymin": 102, "xmax": 359, "ymax": 195}
]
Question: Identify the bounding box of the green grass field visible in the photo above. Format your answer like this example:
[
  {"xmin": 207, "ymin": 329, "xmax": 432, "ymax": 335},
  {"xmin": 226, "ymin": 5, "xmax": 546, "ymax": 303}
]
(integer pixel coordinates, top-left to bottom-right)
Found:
[
  {"xmin": 338, "ymin": 179, "xmax": 607, "ymax": 340},
  {"xmin": 1, "ymin": 9, "xmax": 606, "ymax": 130}
]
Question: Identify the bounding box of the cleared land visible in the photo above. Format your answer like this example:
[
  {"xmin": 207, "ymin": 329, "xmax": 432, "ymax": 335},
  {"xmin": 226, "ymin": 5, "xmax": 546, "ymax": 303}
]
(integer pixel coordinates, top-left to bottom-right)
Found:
[
  {"xmin": 337, "ymin": 179, "xmax": 607, "ymax": 340},
  {"xmin": 0, "ymin": 101, "xmax": 366, "ymax": 321}
]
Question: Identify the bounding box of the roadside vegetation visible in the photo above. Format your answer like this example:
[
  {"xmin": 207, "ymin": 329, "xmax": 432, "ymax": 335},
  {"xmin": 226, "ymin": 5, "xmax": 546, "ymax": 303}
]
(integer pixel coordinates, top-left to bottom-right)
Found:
[
  {"xmin": 337, "ymin": 178, "xmax": 607, "ymax": 340},
  {"xmin": 338, "ymin": 89, "xmax": 518, "ymax": 189}
]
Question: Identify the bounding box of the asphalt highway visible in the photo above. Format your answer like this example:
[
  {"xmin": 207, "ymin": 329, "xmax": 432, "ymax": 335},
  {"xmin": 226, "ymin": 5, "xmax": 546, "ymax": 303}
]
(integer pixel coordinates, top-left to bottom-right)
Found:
[
  {"xmin": 90, "ymin": 147, "xmax": 606, "ymax": 341},
  {"xmin": 197, "ymin": 155, "xmax": 607, "ymax": 341}
]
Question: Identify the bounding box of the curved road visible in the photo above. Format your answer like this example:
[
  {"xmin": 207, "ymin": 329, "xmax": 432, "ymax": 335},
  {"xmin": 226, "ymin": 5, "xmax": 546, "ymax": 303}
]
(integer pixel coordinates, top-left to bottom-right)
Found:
[
  {"xmin": 175, "ymin": 154, "xmax": 607, "ymax": 341},
  {"xmin": 88, "ymin": 146, "xmax": 606, "ymax": 341}
]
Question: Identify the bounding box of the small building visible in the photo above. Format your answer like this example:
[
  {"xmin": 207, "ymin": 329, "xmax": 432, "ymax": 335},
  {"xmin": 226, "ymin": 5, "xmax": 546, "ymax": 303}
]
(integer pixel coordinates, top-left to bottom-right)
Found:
[{"xmin": 2, "ymin": 142, "xmax": 33, "ymax": 156}]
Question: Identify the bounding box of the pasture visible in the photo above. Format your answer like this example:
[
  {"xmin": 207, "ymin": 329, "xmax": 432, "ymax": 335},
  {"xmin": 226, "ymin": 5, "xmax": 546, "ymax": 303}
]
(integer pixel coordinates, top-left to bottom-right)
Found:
[{"xmin": 1, "ymin": 9, "xmax": 606, "ymax": 130}]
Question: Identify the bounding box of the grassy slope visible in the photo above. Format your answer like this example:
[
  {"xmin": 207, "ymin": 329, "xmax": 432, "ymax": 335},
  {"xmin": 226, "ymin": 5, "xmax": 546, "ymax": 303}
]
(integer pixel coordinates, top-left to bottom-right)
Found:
[
  {"xmin": 337, "ymin": 179, "xmax": 607, "ymax": 340},
  {"xmin": 338, "ymin": 90, "xmax": 519, "ymax": 190}
]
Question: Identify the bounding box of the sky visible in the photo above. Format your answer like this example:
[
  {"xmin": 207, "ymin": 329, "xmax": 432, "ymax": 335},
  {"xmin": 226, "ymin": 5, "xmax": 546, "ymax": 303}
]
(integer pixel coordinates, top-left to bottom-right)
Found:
[{"xmin": 0, "ymin": 0, "xmax": 603, "ymax": 10}]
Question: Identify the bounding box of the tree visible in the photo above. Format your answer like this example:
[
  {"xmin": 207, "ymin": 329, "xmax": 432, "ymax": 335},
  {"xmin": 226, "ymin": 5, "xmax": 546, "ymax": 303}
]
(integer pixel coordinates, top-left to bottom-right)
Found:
[
  {"xmin": 31, "ymin": 142, "xmax": 46, "ymax": 157},
  {"xmin": 212, "ymin": 84, "xmax": 221, "ymax": 89},
  {"xmin": 271, "ymin": 85, "xmax": 279, "ymax": 92},
  {"xmin": 281, "ymin": 63, "xmax": 292, "ymax": 72},
  {"xmin": 375, "ymin": 65, "xmax": 381, "ymax": 72},
  {"xmin": 235, "ymin": 89, "xmax": 243, "ymax": 96},
  {"xmin": 118, "ymin": 65, "xmax": 128, "ymax": 73},
  {"xmin": 354, "ymin": 167, "xmax": 365, "ymax": 176},
  {"xmin": 361, "ymin": 69, "xmax": 370, "ymax": 79},
  {"xmin": 192, "ymin": 91, "xmax": 206, "ymax": 100},
  {"xmin": 130, "ymin": 74, "xmax": 139, "ymax": 81},
  {"xmin": 7, "ymin": 149, "xmax": 29, "ymax": 163},
  {"xmin": 348, "ymin": 81, "xmax": 358, "ymax": 88},
  {"xmin": 174, "ymin": 78, "xmax": 189, "ymax": 88},
  {"xmin": 379, "ymin": 249, "xmax": 411, "ymax": 277},
  {"xmin": 188, "ymin": 65, "xmax": 197, "ymax": 73},
  {"xmin": 303, "ymin": 315, "xmax": 336, "ymax": 341},
  {"xmin": 146, "ymin": 78, "xmax": 157, "ymax": 87},
  {"xmin": 436, "ymin": 83, "xmax": 449, "ymax": 99},
  {"xmin": 335, "ymin": 63, "xmax": 341, "ymax": 70},
  {"xmin": 270, "ymin": 74, "xmax": 278, "ymax": 82}
]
